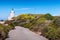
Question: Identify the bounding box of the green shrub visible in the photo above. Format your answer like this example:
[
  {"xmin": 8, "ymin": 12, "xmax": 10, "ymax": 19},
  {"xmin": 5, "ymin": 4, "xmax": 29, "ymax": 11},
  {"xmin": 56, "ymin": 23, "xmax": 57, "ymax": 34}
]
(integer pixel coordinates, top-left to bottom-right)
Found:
[{"xmin": 42, "ymin": 26, "xmax": 60, "ymax": 40}]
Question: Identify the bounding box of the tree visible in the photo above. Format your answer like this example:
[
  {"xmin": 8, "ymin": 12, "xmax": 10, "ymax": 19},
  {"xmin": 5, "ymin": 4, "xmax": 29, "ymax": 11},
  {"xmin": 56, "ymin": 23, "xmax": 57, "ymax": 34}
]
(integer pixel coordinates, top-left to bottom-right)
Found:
[{"xmin": 44, "ymin": 13, "xmax": 53, "ymax": 20}]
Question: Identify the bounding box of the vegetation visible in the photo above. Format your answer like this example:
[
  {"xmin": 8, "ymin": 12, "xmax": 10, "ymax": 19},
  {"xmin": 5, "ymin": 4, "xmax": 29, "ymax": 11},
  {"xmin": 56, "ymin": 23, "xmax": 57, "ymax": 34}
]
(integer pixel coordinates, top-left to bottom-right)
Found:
[
  {"xmin": 11, "ymin": 13, "xmax": 60, "ymax": 40},
  {"xmin": 0, "ymin": 13, "xmax": 60, "ymax": 40},
  {"xmin": 44, "ymin": 13, "xmax": 53, "ymax": 20},
  {"xmin": 0, "ymin": 20, "xmax": 15, "ymax": 40}
]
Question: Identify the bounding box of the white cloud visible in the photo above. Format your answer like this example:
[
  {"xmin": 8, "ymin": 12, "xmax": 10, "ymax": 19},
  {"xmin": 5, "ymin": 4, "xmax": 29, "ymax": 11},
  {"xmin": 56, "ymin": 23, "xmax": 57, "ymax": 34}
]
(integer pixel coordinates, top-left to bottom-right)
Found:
[{"xmin": 14, "ymin": 8, "xmax": 31, "ymax": 10}]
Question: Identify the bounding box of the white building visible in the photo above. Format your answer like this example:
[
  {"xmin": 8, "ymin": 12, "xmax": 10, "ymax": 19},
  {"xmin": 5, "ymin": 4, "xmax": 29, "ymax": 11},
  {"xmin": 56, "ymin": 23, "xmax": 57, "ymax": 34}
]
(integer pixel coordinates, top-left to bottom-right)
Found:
[
  {"xmin": 8, "ymin": 9, "xmax": 15, "ymax": 20},
  {"xmin": 0, "ymin": 21, "xmax": 5, "ymax": 24}
]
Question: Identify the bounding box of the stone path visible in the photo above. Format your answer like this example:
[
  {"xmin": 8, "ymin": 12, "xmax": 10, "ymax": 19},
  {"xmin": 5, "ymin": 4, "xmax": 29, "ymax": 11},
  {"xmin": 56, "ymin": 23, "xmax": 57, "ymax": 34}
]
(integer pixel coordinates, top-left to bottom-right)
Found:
[{"xmin": 6, "ymin": 26, "xmax": 48, "ymax": 40}]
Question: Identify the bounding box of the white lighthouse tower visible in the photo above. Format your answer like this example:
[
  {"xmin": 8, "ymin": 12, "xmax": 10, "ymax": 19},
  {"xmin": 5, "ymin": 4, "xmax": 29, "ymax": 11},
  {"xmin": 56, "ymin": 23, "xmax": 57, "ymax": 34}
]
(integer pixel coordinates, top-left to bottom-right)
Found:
[{"xmin": 8, "ymin": 8, "xmax": 15, "ymax": 20}]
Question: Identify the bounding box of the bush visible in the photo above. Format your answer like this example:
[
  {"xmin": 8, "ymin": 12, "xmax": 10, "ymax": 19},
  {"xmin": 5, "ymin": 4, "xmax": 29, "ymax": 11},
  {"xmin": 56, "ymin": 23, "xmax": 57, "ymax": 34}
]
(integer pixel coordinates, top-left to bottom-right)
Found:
[
  {"xmin": 53, "ymin": 18, "xmax": 60, "ymax": 27},
  {"xmin": 0, "ymin": 24, "xmax": 10, "ymax": 40},
  {"xmin": 42, "ymin": 26, "xmax": 60, "ymax": 40},
  {"xmin": 44, "ymin": 13, "xmax": 53, "ymax": 20}
]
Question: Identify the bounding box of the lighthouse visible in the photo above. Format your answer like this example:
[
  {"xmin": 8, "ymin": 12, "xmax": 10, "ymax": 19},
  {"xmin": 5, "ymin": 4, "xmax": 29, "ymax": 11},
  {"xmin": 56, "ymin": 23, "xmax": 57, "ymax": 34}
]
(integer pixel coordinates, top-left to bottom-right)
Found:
[{"xmin": 8, "ymin": 8, "xmax": 15, "ymax": 20}]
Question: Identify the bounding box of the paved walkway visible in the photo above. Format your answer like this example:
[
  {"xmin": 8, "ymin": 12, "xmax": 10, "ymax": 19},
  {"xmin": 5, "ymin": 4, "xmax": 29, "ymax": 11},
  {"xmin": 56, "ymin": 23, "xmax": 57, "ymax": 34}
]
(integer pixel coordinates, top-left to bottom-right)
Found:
[{"xmin": 6, "ymin": 26, "xmax": 48, "ymax": 40}]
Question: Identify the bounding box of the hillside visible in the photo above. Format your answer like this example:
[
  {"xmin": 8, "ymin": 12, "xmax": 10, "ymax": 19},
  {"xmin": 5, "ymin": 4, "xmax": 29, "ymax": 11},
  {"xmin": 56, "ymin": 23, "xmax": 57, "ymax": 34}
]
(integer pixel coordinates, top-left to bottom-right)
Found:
[
  {"xmin": 8, "ymin": 13, "xmax": 60, "ymax": 40},
  {"xmin": 0, "ymin": 13, "xmax": 60, "ymax": 40}
]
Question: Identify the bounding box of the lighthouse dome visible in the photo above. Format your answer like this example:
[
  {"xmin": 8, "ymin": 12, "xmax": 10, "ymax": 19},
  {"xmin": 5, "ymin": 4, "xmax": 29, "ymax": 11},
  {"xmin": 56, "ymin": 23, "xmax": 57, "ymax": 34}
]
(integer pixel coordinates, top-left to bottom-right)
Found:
[{"xmin": 11, "ymin": 8, "xmax": 15, "ymax": 13}]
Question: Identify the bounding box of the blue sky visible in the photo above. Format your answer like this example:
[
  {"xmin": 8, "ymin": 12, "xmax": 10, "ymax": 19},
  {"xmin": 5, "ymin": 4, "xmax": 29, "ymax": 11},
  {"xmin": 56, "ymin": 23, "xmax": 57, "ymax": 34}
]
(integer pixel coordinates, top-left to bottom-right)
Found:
[{"xmin": 0, "ymin": 0, "xmax": 60, "ymax": 20}]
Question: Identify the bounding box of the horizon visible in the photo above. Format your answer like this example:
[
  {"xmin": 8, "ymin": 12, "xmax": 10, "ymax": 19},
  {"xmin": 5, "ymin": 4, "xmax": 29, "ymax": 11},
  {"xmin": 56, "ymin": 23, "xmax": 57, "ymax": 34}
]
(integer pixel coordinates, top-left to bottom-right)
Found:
[{"xmin": 0, "ymin": 0, "xmax": 60, "ymax": 20}]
